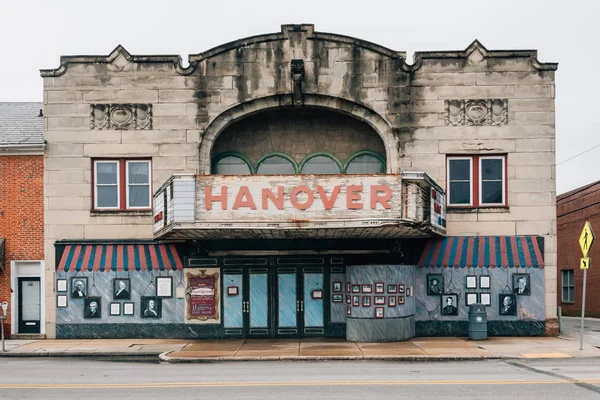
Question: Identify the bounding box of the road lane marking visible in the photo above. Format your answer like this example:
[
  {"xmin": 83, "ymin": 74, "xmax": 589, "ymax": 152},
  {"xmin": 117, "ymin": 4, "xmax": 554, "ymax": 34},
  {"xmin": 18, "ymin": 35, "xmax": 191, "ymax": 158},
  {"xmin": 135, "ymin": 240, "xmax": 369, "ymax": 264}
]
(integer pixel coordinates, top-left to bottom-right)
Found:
[{"xmin": 2, "ymin": 379, "xmax": 600, "ymax": 389}]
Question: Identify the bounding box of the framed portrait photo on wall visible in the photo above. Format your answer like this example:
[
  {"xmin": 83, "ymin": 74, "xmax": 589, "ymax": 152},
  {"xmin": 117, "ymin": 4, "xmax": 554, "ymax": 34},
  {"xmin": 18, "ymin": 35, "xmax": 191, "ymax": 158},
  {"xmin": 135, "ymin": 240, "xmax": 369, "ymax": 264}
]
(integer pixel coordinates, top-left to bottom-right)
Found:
[{"xmin": 156, "ymin": 276, "xmax": 173, "ymax": 298}]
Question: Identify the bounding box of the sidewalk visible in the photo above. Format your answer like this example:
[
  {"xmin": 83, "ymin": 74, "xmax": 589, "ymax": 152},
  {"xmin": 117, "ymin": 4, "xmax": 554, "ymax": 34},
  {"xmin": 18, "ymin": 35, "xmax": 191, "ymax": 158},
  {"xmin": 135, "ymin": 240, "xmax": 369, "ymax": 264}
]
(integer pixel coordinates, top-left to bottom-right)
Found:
[{"xmin": 1, "ymin": 331, "xmax": 599, "ymax": 362}]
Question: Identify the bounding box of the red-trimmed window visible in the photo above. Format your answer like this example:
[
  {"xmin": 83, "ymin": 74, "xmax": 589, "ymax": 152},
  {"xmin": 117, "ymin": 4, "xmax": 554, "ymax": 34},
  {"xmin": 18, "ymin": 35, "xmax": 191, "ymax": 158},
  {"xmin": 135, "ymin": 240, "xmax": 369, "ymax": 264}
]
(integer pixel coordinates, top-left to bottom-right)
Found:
[
  {"xmin": 447, "ymin": 155, "xmax": 506, "ymax": 207},
  {"xmin": 93, "ymin": 159, "xmax": 152, "ymax": 210}
]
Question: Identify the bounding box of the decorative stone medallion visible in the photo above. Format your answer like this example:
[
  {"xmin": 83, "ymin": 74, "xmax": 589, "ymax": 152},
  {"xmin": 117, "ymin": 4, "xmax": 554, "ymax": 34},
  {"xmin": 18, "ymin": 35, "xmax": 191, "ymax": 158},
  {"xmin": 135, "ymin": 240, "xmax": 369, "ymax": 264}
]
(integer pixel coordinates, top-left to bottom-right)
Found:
[
  {"xmin": 90, "ymin": 104, "xmax": 153, "ymax": 130},
  {"xmin": 444, "ymin": 99, "xmax": 507, "ymax": 126}
]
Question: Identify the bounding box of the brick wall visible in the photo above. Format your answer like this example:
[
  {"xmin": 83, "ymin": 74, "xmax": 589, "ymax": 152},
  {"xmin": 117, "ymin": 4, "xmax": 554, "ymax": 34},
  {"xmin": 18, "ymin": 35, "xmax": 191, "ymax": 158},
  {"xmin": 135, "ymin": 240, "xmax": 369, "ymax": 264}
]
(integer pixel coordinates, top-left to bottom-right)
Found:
[
  {"xmin": 557, "ymin": 182, "xmax": 600, "ymax": 317},
  {"xmin": 0, "ymin": 155, "xmax": 44, "ymax": 337}
]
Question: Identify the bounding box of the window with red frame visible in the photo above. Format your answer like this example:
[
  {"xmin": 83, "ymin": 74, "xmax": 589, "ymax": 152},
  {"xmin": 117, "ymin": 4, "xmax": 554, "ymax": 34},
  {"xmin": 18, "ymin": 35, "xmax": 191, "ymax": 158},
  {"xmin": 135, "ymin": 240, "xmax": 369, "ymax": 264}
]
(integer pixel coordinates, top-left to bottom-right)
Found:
[
  {"xmin": 446, "ymin": 155, "xmax": 506, "ymax": 207},
  {"xmin": 93, "ymin": 159, "xmax": 151, "ymax": 210}
]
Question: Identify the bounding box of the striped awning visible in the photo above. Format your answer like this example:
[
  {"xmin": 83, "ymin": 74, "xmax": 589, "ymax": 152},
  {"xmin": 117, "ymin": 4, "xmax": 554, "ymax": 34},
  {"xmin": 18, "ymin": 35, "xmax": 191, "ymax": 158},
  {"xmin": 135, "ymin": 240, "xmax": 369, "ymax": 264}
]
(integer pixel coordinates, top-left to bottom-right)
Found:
[
  {"xmin": 418, "ymin": 236, "xmax": 544, "ymax": 268},
  {"xmin": 57, "ymin": 243, "xmax": 183, "ymax": 272}
]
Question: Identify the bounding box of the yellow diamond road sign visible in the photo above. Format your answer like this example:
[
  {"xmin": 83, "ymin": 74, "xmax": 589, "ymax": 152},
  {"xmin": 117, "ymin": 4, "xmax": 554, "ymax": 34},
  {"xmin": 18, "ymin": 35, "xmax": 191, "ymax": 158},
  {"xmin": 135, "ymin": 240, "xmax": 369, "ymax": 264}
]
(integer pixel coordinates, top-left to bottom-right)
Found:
[
  {"xmin": 579, "ymin": 221, "xmax": 594, "ymax": 257},
  {"xmin": 581, "ymin": 257, "xmax": 590, "ymax": 270}
]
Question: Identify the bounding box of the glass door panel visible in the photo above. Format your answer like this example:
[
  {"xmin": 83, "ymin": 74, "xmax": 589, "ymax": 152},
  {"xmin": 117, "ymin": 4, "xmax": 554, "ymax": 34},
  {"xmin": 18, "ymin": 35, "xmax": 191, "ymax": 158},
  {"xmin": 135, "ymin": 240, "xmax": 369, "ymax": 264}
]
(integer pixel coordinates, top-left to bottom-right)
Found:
[
  {"xmin": 19, "ymin": 278, "xmax": 41, "ymax": 333},
  {"xmin": 223, "ymin": 273, "xmax": 244, "ymax": 330},
  {"xmin": 249, "ymin": 272, "xmax": 268, "ymax": 335},
  {"xmin": 303, "ymin": 272, "xmax": 324, "ymax": 334},
  {"xmin": 277, "ymin": 272, "xmax": 298, "ymax": 335}
]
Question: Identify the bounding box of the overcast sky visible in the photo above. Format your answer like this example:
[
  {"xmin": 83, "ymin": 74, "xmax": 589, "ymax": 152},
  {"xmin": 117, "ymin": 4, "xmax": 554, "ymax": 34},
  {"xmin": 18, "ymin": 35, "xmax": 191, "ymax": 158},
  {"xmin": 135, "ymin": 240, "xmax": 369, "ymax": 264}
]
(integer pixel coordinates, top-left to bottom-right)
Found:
[{"xmin": 1, "ymin": 0, "xmax": 597, "ymax": 194}]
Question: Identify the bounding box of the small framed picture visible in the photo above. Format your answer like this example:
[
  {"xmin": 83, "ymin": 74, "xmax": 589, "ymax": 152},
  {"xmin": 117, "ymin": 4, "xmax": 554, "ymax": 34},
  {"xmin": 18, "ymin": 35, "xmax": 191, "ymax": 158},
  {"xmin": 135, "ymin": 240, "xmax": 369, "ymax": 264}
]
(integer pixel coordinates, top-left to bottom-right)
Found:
[
  {"xmin": 480, "ymin": 292, "xmax": 491, "ymax": 306},
  {"xmin": 466, "ymin": 275, "xmax": 477, "ymax": 289},
  {"xmin": 333, "ymin": 282, "xmax": 342, "ymax": 293},
  {"xmin": 156, "ymin": 276, "xmax": 173, "ymax": 298},
  {"xmin": 512, "ymin": 273, "xmax": 531, "ymax": 295},
  {"xmin": 109, "ymin": 302, "xmax": 121, "ymax": 316},
  {"xmin": 466, "ymin": 293, "xmax": 478, "ymax": 306},
  {"xmin": 352, "ymin": 284, "xmax": 361, "ymax": 293},
  {"xmin": 387, "ymin": 284, "xmax": 398, "ymax": 294},
  {"xmin": 388, "ymin": 296, "xmax": 396, "ymax": 307},
  {"xmin": 362, "ymin": 284, "xmax": 373, "ymax": 294},
  {"xmin": 352, "ymin": 295, "xmax": 360, "ymax": 306},
  {"xmin": 480, "ymin": 276, "xmax": 491, "ymax": 289},
  {"xmin": 362, "ymin": 296, "xmax": 371, "ymax": 307},
  {"xmin": 375, "ymin": 282, "xmax": 384, "ymax": 294},
  {"xmin": 332, "ymin": 294, "xmax": 343, "ymax": 303},
  {"xmin": 71, "ymin": 277, "xmax": 88, "ymax": 298},
  {"xmin": 374, "ymin": 296, "xmax": 386, "ymax": 305},
  {"xmin": 312, "ymin": 289, "xmax": 323, "ymax": 299},
  {"xmin": 83, "ymin": 297, "xmax": 101, "ymax": 318},
  {"xmin": 113, "ymin": 278, "xmax": 131, "ymax": 300},
  {"xmin": 346, "ymin": 295, "xmax": 351, "ymax": 304},
  {"xmin": 499, "ymin": 294, "xmax": 517, "ymax": 316},
  {"xmin": 375, "ymin": 307, "xmax": 384, "ymax": 318},
  {"xmin": 398, "ymin": 295, "xmax": 405, "ymax": 305},
  {"xmin": 441, "ymin": 294, "xmax": 458, "ymax": 316},
  {"xmin": 398, "ymin": 284, "xmax": 405, "ymax": 294},
  {"xmin": 123, "ymin": 302, "xmax": 135, "ymax": 316},
  {"xmin": 346, "ymin": 282, "xmax": 351, "ymax": 293},
  {"xmin": 141, "ymin": 296, "xmax": 162, "ymax": 318},
  {"xmin": 57, "ymin": 294, "xmax": 68, "ymax": 308},
  {"xmin": 56, "ymin": 279, "xmax": 67, "ymax": 293},
  {"xmin": 227, "ymin": 286, "xmax": 239, "ymax": 296},
  {"xmin": 346, "ymin": 306, "xmax": 352, "ymax": 316},
  {"xmin": 427, "ymin": 274, "xmax": 443, "ymax": 295},
  {"xmin": 407, "ymin": 287, "xmax": 412, "ymax": 297}
]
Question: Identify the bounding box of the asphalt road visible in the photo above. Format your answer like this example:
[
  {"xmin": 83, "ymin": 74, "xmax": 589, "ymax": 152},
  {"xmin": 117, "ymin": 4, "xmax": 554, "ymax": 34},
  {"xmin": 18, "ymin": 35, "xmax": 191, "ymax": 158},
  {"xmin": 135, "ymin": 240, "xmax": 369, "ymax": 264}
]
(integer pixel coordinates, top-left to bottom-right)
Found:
[{"xmin": 1, "ymin": 358, "xmax": 600, "ymax": 399}]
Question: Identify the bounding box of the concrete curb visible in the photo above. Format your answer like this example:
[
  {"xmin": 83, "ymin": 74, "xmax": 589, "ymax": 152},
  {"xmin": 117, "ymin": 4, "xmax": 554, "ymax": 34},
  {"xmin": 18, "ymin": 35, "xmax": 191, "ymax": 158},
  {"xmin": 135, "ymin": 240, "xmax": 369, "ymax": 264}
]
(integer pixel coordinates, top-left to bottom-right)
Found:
[{"xmin": 0, "ymin": 351, "xmax": 162, "ymax": 358}]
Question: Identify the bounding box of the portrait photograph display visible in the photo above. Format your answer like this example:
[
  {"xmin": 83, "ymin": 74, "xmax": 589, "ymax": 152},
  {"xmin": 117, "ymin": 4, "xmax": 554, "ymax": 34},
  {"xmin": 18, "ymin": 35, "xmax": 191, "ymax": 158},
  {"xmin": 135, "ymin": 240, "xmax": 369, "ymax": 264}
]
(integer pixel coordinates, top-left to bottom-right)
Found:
[
  {"xmin": 123, "ymin": 302, "xmax": 135, "ymax": 316},
  {"xmin": 362, "ymin": 284, "xmax": 373, "ymax": 294},
  {"xmin": 375, "ymin": 282, "xmax": 384, "ymax": 294},
  {"xmin": 374, "ymin": 296, "xmax": 386, "ymax": 305},
  {"xmin": 362, "ymin": 296, "xmax": 371, "ymax": 307},
  {"xmin": 109, "ymin": 302, "xmax": 121, "ymax": 316},
  {"xmin": 398, "ymin": 284, "xmax": 405, "ymax": 294},
  {"xmin": 156, "ymin": 276, "xmax": 173, "ymax": 298},
  {"xmin": 333, "ymin": 282, "xmax": 342, "ymax": 293},
  {"xmin": 388, "ymin": 296, "xmax": 396, "ymax": 307},
  {"xmin": 441, "ymin": 294, "xmax": 458, "ymax": 316},
  {"xmin": 346, "ymin": 295, "xmax": 351, "ymax": 304},
  {"xmin": 56, "ymin": 279, "xmax": 67, "ymax": 293},
  {"xmin": 375, "ymin": 307, "xmax": 384, "ymax": 318},
  {"xmin": 480, "ymin": 275, "xmax": 491, "ymax": 289},
  {"xmin": 466, "ymin": 293, "xmax": 478, "ymax": 306},
  {"xmin": 480, "ymin": 292, "xmax": 491, "ymax": 306},
  {"xmin": 499, "ymin": 294, "xmax": 517, "ymax": 316},
  {"xmin": 512, "ymin": 273, "xmax": 531, "ymax": 295},
  {"xmin": 352, "ymin": 295, "xmax": 360, "ymax": 306},
  {"xmin": 113, "ymin": 278, "xmax": 131, "ymax": 300},
  {"xmin": 71, "ymin": 277, "xmax": 88, "ymax": 299},
  {"xmin": 426, "ymin": 274, "xmax": 443, "ymax": 295},
  {"xmin": 406, "ymin": 287, "xmax": 411, "ymax": 297},
  {"xmin": 352, "ymin": 284, "xmax": 361, "ymax": 293},
  {"xmin": 141, "ymin": 296, "xmax": 162, "ymax": 318},
  {"xmin": 398, "ymin": 295, "xmax": 405, "ymax": 305},
  {"xmin": 466, "ymin": 275, "xmax": 477, "ymax": 289},
  {"xmin": 83, "ymin": 296, "xmax": 101, "ymax": 319},
  {"xmin": 56, "ymin": 294, "xmax": 68, "ymax": 308},
  {"xmin": 346, "ymin": 306, "xmax": 352, "ymax": 316},
  {"xmin": 332, "ymin": 294, "xmax": 343, "ymax": 303},
  {"xmin": 346, "ymin": 282, "xmax": 351, "ymax": 293},
  {"xmin": 387, "ymin": 284, "xmax": 397, "ymax": 294}
]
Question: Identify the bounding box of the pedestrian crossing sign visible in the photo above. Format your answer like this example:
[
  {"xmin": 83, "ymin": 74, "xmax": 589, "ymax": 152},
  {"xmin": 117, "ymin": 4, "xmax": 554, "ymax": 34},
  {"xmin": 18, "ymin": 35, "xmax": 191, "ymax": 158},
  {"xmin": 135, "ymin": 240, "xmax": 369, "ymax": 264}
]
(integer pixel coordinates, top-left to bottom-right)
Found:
[
  {"xmin": 579, "ymin": 221, "xmax": 594, "ymax": 258},
  {"xmin": 581, "ymin": 257, "xmax": 590, "ymax": 270}
]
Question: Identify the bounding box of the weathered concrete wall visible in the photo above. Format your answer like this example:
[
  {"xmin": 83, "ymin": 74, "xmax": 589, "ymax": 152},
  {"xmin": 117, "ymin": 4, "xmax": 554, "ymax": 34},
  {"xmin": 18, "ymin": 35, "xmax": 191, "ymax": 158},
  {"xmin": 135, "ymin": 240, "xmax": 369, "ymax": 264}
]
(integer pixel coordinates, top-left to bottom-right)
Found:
[{"xmin": 41, "ymin": 24, "xmax": 557, "ymax": 336}]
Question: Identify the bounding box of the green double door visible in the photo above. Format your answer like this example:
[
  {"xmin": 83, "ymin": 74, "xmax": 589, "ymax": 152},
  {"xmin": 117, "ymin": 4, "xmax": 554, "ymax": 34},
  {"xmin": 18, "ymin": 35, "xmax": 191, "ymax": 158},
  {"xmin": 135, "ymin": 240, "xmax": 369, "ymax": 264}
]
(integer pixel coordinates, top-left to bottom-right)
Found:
[{"xmin": 223, "ymin": 266, "xmax": 325, "ymax": 338}]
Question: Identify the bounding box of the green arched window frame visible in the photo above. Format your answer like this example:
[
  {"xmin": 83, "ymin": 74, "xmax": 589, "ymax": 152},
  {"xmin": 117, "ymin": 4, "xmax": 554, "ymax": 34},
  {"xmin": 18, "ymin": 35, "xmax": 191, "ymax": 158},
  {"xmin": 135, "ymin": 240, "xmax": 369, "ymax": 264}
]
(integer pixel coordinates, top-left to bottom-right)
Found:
[
  {"xmin": 211, "ymin": 151, "xmax": 253, "ymax": 175},
  {"xmin": 343, "ymin": 150, "xmax": 386, "ymax": 174},
  {"xmin": 299, "ymin": 152, "xmax": 343, "ymax": 174},
  {"xmin": 254, "ymin": 152, "xmax": 299, "ymax": 174}
]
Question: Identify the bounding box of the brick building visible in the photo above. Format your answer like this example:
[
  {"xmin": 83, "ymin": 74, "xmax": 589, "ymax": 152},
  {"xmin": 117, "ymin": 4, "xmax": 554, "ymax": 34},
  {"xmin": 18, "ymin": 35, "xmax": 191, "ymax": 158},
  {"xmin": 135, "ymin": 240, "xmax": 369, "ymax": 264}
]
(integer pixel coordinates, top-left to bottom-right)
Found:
[
  {"xmin": 40, "ymin": 24, "xmax": 557, "ymax": 340},
  {"xmin": 0, "ymin": 102, "xmax": 45, "ymax": 337},
  {"xmin": 557, "ymin": 181, "xmax": 600, "ymax": 317}
]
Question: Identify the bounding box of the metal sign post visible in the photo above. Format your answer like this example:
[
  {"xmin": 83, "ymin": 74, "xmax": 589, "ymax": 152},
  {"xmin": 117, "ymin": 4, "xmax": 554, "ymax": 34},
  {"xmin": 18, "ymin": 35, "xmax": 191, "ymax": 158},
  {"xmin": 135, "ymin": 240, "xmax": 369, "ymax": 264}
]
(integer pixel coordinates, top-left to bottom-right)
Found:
[
  {"xmin": 578, "ymin": 221, "xmax": 594, "ymax": 351},
  {"xmin": 0, "ymin": 301, "xmax": 7, "ymax": 352}
]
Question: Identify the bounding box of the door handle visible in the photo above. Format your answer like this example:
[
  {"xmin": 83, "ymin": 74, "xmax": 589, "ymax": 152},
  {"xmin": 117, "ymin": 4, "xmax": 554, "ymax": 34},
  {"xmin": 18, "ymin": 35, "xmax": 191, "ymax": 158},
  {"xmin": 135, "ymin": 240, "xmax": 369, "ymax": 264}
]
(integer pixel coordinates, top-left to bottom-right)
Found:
[
  {"xmin": 243, "ymin": 301, "xmax": 247, "ymax": 313},
  {"xmin": 300, "ymin": 301, "xmax": 304, "ymax": 312},
  {"xmin": 246, "ymin": 301, "xmax": 250, "ymax": 313},
  {"xmin": 297, "ymin": 301, "xmax": 300, "ymax": 312}
]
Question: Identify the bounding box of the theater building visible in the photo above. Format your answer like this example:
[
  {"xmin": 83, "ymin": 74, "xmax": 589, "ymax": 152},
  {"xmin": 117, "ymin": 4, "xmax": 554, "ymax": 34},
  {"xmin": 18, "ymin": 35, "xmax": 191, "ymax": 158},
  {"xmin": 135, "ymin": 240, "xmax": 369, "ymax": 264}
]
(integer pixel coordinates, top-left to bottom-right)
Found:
[{"xmin": 41, "ymin": 24, "xmax": 558, "ymax": 340}]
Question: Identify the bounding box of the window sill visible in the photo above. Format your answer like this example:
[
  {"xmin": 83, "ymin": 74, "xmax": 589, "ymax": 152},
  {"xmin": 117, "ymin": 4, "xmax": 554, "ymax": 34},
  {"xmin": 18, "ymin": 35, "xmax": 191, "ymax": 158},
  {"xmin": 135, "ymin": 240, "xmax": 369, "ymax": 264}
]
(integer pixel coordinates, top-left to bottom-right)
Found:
[
  {"xmin": 90, "ymin": 210, "xmax": 153, "ymax": 217},
  {"xmin": 447, "ymin": 207, "xmax": 509, "ymax": 214},
  {"xmin": 561, "ymin": 301, "xmax": 575, "ymax": 305}
]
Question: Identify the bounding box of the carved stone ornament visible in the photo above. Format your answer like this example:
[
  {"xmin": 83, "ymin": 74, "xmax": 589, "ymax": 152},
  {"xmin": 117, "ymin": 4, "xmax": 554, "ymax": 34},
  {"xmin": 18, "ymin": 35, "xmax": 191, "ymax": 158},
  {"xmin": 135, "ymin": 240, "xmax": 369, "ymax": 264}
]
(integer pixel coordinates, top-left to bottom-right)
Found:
[
  {"xmin": 290, "ymin": 59, "xmax": 305, "ymax": 106},
  {"xmin": 444, "ymin": 99, "xmax": 507, "ymax": 126},
  {"xmin": 90, "ymin": 104, "xmax": 152, "ymax": 130}
]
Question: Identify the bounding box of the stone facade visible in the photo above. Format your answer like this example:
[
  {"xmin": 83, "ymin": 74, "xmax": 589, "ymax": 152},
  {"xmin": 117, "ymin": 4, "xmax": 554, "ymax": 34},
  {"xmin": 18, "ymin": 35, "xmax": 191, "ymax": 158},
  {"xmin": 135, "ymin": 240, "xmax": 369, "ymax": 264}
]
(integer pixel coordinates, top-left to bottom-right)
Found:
[{"xmin": 41, "ymin": 24, "xmax": 557, "ymax": 338}]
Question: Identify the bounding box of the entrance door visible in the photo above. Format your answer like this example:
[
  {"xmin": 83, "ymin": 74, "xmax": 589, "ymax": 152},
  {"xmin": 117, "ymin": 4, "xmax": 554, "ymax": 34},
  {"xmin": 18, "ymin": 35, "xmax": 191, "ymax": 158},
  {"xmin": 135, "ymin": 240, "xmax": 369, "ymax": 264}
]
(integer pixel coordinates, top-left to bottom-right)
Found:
[{"xmin": 18, "ymin": 277, "xmax": 41, "ymax": 333}]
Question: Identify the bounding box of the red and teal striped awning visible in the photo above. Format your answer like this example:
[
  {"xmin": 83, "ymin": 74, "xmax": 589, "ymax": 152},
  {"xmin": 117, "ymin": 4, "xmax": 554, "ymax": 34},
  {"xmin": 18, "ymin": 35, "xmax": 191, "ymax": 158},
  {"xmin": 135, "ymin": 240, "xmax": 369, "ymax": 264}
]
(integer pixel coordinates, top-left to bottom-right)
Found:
[
  {"xmin": 418, "ymin": 236, "xmax": 544, "ymax": 268},
  {"xmin": 57, "ymin": 243, "xmax": 183, "ymax": 272}
]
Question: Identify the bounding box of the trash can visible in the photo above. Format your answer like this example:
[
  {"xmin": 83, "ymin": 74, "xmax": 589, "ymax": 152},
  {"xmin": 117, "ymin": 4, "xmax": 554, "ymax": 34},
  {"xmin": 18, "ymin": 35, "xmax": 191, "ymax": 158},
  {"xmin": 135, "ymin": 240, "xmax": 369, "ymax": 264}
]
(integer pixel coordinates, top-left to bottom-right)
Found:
[{"xmin": 468, "ymin": 303, "xmax": 487, "ymax": 340}]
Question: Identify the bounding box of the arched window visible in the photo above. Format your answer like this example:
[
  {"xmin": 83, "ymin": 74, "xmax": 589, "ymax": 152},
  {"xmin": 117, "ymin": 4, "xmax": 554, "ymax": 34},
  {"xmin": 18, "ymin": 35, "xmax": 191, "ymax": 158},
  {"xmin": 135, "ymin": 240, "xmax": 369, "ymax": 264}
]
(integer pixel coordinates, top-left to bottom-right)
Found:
[
  {"xmin": 212, "ymin": 154, "xmax": 252, "ymax": 175},
  {"xmin": 301, "ymin": 154, "xmax": 341, "ymax": 174},
  {"xmin": 256, "ymin": 154, "xmax": 296, "ymax": 175},
  {"xmin": 345, "ymin": 152, "xmax": 385, "ymax": 174}
]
